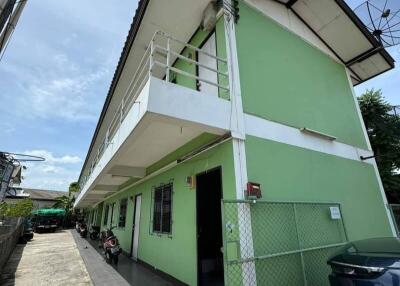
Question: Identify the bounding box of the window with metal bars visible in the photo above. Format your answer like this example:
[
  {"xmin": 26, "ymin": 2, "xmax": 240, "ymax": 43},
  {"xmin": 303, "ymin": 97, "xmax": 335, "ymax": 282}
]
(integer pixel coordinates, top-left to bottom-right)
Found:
[
  {"xmin": 118, "ymin": 198, "xmax": 128, "ymax": 228},
  {"xmin": 152, "ymin": 183, "xmax": 172, "ymax": 234}
]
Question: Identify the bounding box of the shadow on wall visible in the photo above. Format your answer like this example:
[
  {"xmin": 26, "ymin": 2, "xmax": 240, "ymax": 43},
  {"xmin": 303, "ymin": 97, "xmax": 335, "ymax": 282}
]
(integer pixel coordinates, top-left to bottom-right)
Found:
[{"xmin": 0, "ymin": 217, "xmax": 25, "ymax": 284}]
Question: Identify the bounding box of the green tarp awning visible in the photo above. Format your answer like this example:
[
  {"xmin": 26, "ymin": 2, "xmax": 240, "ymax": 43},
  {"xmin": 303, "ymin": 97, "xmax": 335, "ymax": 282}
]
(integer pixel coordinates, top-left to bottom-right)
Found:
[{"xmin": 31, "ymin": 208, "xmax": 65, "ymax": 216}]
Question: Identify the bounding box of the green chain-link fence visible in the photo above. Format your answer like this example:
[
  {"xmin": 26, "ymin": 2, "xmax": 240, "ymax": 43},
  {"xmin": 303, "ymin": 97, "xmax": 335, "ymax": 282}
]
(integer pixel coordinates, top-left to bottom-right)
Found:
[{"xmin": 221, "ymin": 200, "xmax": 348, "ymax": 286}]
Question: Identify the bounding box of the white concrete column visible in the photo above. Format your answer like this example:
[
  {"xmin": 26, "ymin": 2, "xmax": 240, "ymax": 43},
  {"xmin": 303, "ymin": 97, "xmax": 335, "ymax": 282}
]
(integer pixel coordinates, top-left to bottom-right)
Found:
[
  {"xmin": 345, "ymin": 68, "xmax": 397, "ymax": 237},
  {"xmin": 224, "ymin": 6, "xmax": 257, "ymax": 285}
]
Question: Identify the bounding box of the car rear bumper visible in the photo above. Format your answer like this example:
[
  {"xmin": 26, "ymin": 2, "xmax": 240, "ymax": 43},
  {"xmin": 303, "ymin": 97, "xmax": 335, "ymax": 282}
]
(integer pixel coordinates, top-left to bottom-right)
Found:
[
  {"xmin": 24, "ymin": 232, "xmax": 34, "ymax": 240},
  {"xmin": 329, "ymin": 270, "xmax": 400, "ymax": 286}
]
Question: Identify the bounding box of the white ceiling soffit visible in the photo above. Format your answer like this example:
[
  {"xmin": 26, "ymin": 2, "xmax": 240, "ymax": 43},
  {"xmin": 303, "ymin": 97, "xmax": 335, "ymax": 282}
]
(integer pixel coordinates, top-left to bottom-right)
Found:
[
  {"xmin": 79, "ymin": 0, "xmax": 211, "ymax": 181},
  {"xmin": 275, "ymin": 0, "xmax": 394, "ymax": 85}
]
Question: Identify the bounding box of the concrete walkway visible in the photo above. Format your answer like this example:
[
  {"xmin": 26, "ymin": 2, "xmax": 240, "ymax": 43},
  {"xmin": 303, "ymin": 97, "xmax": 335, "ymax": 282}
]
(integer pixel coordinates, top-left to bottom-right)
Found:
[
  {"xmin": 1, "ymin": 230, "xmax": 92, "ymax": 286},
  {"xmin": 1, "ymin": 229, "xmax": 179, "ymax": 286},
  {"xmin": 72, "ymin": 230, "xmax": 176, "ymax": 286},
  {"xmin": 71, "ymin": 230, "xmax": 131, "ymax": 286}
]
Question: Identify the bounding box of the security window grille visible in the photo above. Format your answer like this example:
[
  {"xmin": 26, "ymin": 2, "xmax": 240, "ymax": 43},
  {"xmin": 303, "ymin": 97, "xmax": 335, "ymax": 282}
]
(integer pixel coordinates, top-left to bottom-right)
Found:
[
  {"xmin": 152, "ymin": 184, "xmax": 172, "ymax": 234},
  {"xmin": 103, "ymin": 205, "xmax": 109, "ymax": 225},
  {"xmin": 119, "ymin": 198, "xmax": 128, "ymax": 228}
]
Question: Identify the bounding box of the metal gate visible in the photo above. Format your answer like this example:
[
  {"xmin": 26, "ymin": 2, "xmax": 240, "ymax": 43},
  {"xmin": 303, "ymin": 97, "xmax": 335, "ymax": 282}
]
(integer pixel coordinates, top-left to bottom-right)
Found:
[{"xmin": 221, "ymin": 200, "xmax": 348, "ymax": 286}]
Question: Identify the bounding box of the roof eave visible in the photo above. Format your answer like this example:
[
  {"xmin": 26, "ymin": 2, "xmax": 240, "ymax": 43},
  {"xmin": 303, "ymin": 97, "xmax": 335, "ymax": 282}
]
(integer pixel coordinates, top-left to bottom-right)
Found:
[
  {"xmin": 78, "ymin": 0, "xmax": 150, "ymax": 183},
  {"xmin": 334, "ymin": 0, "xmax": 395, "ymax": 69}
]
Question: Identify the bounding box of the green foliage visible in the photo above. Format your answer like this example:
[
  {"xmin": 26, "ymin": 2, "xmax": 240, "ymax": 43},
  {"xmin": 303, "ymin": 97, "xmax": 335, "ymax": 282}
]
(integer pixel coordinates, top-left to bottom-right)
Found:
[
  {"xmin": 358, "ymin": 89, "xmax": 400, "ymax": 200},
  {"xmin": 0, "ymin": 198, "xmax": 34, "ymax": 217},
  {"xmin": 53, "ymin": 182, "xmax": 79, "ymax": 217},
  {"xmin": 53, "ymin": 195, "xmax": 75, "ymax": 211},
  {"xmin": 68, "ymin": 182, "xmax": 79, "ymax": 195}
]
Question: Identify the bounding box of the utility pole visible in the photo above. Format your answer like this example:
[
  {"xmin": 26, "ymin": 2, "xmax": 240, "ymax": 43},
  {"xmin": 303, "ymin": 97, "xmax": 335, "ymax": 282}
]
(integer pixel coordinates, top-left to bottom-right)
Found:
[{"xmin": 0, "ymin": 0, "xmax": 27, "ymax": 58}]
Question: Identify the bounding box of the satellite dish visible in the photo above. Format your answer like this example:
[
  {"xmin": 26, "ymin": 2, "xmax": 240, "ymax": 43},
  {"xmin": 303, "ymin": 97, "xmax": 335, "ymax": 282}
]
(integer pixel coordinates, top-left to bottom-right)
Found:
[{"xmin": 354, "ymin": 0, "xmax": 400, "ymax": 48}]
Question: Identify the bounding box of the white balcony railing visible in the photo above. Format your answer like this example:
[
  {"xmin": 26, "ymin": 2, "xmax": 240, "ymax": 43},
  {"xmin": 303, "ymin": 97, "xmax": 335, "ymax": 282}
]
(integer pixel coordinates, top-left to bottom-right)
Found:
[{"xmin": 79, "ymin": 31, "xmax": 230, "ymax": 191}]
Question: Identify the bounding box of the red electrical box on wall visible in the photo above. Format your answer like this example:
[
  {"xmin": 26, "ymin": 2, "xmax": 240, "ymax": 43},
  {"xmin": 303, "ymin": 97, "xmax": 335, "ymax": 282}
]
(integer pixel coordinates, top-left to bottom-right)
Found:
[{"xmin": 246, "ymin": 182, "xmax": 262, "ymax": 199}]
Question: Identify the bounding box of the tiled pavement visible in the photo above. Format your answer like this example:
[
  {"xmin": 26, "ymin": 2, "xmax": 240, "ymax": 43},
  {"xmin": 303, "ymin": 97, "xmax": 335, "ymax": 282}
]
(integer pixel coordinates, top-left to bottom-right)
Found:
[{"xmin": 71, "ymin": 230, "xmax": 175, "ymax": 286}]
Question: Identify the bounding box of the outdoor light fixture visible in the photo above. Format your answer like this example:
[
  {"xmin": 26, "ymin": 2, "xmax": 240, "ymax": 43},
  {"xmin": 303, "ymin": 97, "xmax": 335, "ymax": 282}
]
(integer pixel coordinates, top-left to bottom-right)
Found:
[
  {"xmin": 300, "ymin": 127, "xmax": 337, "ymax": 141},
  {"xmin": 185, "ymin": 176, "xmax": 195, "ymax": 189}
]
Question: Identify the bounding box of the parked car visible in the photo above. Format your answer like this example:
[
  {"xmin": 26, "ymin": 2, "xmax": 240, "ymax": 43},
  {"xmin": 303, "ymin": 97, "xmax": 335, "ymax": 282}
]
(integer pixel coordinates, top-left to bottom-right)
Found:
[
  {"xmin": 32, "ymin": 215, "xmax": 59, "ymax": 232},
  {"xmin": 327, "ymin": 237, "xmax": 400, "ymax": 285},
  {"xmin": 31, "ymin": 208, "xmax": 65, "ymax": 233},
  {"xmin": 23, "ymin": 217, "xmax": 34, "ymax": 240}
]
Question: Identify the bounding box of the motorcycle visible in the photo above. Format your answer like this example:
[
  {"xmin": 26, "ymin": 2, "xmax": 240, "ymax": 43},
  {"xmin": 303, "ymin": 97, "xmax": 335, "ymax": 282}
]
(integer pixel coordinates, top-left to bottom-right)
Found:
[
  {"xmin": 80, "ymin": 223, "xmax": 88, "ymax": 238},
  {"xmin": 101, "ymin": 227, "xmax": 122, "ymax": 264},
  {"xmin": 89, "ymin": 225, "xmax": 100, "ymax": 240},
  {"xmin": 76, "ymin": 222, "xmax": 81, "ymax": 233}
]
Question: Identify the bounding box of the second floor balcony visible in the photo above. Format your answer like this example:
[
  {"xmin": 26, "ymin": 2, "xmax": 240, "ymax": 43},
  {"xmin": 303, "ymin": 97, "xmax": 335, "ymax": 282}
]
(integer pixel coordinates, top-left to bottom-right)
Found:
[{"xmin": 75, "ymin": 30, "xmax": 232, "ymax": 207}]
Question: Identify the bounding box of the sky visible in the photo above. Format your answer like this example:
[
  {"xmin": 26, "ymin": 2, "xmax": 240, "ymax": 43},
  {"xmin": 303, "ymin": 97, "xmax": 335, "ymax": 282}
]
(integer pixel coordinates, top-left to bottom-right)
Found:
[
  {"xmin": 0, "ymin": 0, "xmax": 399, "ymax": 192},
  {"xmin": 0, "ymin": 0, "xmax": 139, "ymax": 191}
]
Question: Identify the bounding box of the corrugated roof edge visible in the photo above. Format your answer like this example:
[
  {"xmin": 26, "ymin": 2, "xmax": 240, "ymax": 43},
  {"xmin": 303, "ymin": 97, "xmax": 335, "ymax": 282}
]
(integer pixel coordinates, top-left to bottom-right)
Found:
[
  {"xmin": 78, "ymin": 0, "xmax": 150, "ymax": 183},
  {"xmin": 334, "ymin": 0, "xmax": 395, "ymax": 68},
  {"xmin": 78, "ymin": 0, "xmax": 396, "ymax": 185}
]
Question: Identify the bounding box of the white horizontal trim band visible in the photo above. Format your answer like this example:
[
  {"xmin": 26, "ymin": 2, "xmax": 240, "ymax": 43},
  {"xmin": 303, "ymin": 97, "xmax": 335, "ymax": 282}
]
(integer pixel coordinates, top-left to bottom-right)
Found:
[{"xmin": 244, "ymin": 114, "xmax": 374, "ymax": 165}]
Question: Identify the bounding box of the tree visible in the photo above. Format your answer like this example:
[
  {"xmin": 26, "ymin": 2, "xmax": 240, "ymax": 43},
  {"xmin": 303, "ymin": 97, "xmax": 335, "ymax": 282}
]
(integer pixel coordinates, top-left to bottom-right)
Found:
[
  {"xmin": 68, "ymin": 182, "xmax": 79, "ymax": 194},
  {"xmin": 52, "ymin": 195, "xmax": 75, "ymax": 210},
  {"xmin": 53, "ymin": 182, "xmax": 79, "ymax": 226},
  {"xmin": 53, "ymin": 182, "xmax": 79, "ymax": 212},
  {"xmin": 0, "ymin": 198, "xmax": 33, "ymax": 217},
  {"xmin": 358, "ymin": 89, "xmax": 400, "ymax": 202}
]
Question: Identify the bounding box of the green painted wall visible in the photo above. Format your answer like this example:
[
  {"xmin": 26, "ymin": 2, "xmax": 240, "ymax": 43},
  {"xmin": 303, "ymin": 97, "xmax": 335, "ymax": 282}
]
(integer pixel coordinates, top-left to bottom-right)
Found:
[
  {"xmin": 173, "ymin": 17, "xmax": 229, "ymax": 100},
  {"xmin": 100, "ymin": 140, "xmax": 237, "ymax": 286},
  {"xmin": 245, "ymin": 136, "xmax": 392, "ymax": 240},
  {"xmin": 146, "ymin": 133, "xmax": 219, "ymax": 175},
  {"xmin": 95, "ymin": 202, "xmax": 103, "ymax": 226},
  {"xmin": 235, "ymin": 3, "xmax": 368, "ymax": 149}
]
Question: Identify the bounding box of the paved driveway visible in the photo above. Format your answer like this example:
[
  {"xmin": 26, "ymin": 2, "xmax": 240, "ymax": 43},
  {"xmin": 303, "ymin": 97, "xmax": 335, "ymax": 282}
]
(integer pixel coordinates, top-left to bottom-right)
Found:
[{"xmin": 1, "ymin": 230, "xmax": 92, "ymax": 286}]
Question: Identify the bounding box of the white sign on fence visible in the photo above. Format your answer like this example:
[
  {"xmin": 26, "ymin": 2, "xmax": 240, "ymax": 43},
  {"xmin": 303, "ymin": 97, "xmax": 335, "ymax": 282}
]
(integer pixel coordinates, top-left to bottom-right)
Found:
[{"xmin": 330, "ymin": 206, "xmax": 341, "ymax": 220}]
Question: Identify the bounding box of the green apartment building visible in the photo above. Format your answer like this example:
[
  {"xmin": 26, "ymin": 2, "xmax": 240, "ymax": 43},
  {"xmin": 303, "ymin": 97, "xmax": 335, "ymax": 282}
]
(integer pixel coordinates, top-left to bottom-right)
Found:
[{"xmin": 75, "ymin": 0, "xmax": 396, "ymax": 285}]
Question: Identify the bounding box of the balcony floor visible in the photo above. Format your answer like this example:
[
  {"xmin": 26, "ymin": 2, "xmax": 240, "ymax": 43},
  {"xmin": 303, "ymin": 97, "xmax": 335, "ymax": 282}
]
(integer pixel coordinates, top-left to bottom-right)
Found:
[{"xmin": 76, "ymin": 77, "xmax": 231, "ymax": 207}]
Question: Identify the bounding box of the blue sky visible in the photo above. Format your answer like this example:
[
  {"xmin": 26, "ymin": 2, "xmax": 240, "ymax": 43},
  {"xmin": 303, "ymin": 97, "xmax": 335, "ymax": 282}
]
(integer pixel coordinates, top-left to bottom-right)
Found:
[
  {"xmin": 0, "ymin": 0, "xmax": 398, "ymax": 192},
  {"xmin": 0, "ymin": 0, "xmax": 139, "ymax": 191}
]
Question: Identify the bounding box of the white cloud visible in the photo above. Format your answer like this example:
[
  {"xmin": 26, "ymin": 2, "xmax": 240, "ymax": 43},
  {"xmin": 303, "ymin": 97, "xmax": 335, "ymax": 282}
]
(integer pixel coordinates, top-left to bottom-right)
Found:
[
  {"xmin": 20, "ymin": 165, "xmax": 78, "ymax": 191},
  {"xmin": 41, "ymin": 165, "xmax": 64, "ymax": 174},
  {"xmin": 24, "ymin": 150, "xmax": 82, "ymax": 164},
  {"xmin": 18, "ymin": 62, "xmax": 111, "ymax": 122},
  {"xmin": 15, "ymin": 150, "xmax": 82, "ymax": 191}
]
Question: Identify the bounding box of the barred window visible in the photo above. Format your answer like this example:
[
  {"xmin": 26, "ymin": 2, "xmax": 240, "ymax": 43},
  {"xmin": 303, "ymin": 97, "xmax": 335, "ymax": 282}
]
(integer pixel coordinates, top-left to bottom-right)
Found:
[
  {"xmin": 118, "ymin": 198, "xmax": 128, "ymax": 228},
  {"xmin": 103, "ymin": 204, "xmax": 109, "ymax": 225},
  {"xmin": 152, "ymin": 183, "xmax": 172, "ymax": 234}
]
